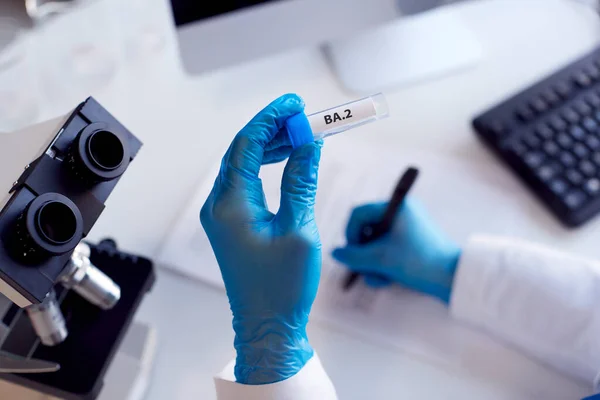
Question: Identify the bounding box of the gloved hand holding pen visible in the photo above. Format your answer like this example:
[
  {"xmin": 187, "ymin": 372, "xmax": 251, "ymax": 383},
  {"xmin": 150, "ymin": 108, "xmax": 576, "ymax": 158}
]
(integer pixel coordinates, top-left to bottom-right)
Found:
[
  {"xmin": 333, "ymin": 198, "xmax": 462, "ymax": 304},
  {"xmin": 201, "ymin": 94, "xmax": 323, "ymax": 385}
]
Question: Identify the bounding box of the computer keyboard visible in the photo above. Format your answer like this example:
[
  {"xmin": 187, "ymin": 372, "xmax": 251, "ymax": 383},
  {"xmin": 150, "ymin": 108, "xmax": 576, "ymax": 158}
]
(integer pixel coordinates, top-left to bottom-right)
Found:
[{"xmin": 473, "ymin": 46, "xmax": 600, "ymax": 227}]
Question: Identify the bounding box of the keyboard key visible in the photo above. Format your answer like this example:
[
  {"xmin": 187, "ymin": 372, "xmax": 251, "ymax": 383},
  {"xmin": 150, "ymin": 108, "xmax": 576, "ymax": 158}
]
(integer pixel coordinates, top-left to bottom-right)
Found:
[
  {"xmin": 559, "ymin": 151, "xmax": 576, "ymax": 167},
  {"xmin": 554, "ymin": 81, "xmax": 573, "ymax": 99},
  {"xmin": 569, "ymin": 125, "xmax": 586, "ymax": 140},
  {"xmin": 566, "ymin": 169, "xmax": 584, "ymax": 185},
  {"xmin": 486, "ymin": 120, "xmax": 506, "ymax": 137},
  {"xmin": 523, "ymin": 134, "xmax": 541, "ymax": 148},
  {"xmin": 549, "ymin": 179, "xmax": 568, "ymax": 196},
  {"xmin": 574, "ymin": 143, "xmax": 589, "ymax": 158},
  {"xmin": 562, "ymin": 108, "xmax": 580, "ymax": 123},
  {"xmin": 506, "ymin": 140, "xmax": 527, "ymax": 156},
  {"xmin": 584, "ymin": 178, "xmax": 600, "ymax": 196},
  {"xmin": 586, "ymin": 92, "xmax": 600, "ymax": 107},
  {"xmin": 574, "ymin": 71, "xmax": 593, "ymax": 87},
  {"xmin": 550, "ymin": 161, "xmax": 563, "ymax": 173},
  {"xmin": 557, "ymin": 132, "xmax": 574, "ymax": 148},
  {"xmin": 549, "ymin": 115, "xmax": 567, "ymax": 131},
  {"xmin": 524, "ymin": 152, "xmax": 544, "ymax": 168},
  {"xmin": 536, "ymin": 123, "xmax": 554, "ymax": 139},
  {"xmin": 593, "ymin": 152, "xmax": 600, "ymax": 166},
  {"xmin": 586, "ymin": 135, "xmax": 600, "ymax": 150},
  {"xmin": 516, "ymin": 105, "xmax": 535, "ymax": 122},
  {"xmin": 543, "ymin": 141, "xmax": 560, "ymax": 156},
  {"xmin": 530, "ymin": 98, "xmax": 548, "ymax": 114},
  {"xmin": 580, "ymin": 160, "xmax": 597, "ymax": 176},
  {"xmin": 563, "ymin": 190, "xmax": 587, "ymax": 209},
  {"xmin": 574, "ymin": 100, "xmax": 592, "ymax": 116},
  {"xmin": 537, "ymin": 164, "xmax": 557, "ymax": 181},
  {"xmin": 585, "ymin": 65, "xmax": 600, "ymax": 80},
  {"xmin": 541, "ymin": 90, "xmax": 561, "ymax": 107},
  {"xmin": 583, "ymin": 117, "xmax": 598, "ymax": 132}
]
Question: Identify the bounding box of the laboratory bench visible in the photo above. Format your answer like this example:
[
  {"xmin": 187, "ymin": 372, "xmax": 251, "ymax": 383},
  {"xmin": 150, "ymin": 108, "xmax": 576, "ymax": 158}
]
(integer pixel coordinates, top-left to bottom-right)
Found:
[{"xmin": 3, "ymin": 0, "xmax": 600, "ymax": 398}]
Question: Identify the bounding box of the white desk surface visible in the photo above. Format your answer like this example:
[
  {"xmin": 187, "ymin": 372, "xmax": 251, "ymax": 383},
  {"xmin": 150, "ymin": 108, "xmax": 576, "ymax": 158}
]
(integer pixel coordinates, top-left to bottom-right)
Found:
[{"xmin": 13, "ymin": 0, "xmax": 600, "ymax": 398}]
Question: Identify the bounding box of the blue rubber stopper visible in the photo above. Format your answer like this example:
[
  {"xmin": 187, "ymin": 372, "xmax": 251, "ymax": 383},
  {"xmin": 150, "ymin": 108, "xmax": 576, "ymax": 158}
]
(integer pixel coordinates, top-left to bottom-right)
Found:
[{"xmin": 285, "ymin": 112, "xmax": 314, "ymax": 149}]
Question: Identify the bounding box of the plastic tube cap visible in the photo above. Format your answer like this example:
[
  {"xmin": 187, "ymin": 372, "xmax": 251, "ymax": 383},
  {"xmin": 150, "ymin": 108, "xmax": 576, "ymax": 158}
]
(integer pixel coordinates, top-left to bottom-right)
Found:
[{"xmin": 285, "ymin": 112, "xmax": 314, "ymax": 149}]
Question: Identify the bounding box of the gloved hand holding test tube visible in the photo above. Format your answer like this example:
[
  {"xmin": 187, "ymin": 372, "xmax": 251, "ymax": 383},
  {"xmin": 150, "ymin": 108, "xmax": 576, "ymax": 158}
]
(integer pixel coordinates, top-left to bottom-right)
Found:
[
  {"xmin": 201, "ymin": 94, "xmax": 390, "ymax": 385},
  {"xmin": 285, "ymin": 93, "xmax": 389, "ymax": 147}
]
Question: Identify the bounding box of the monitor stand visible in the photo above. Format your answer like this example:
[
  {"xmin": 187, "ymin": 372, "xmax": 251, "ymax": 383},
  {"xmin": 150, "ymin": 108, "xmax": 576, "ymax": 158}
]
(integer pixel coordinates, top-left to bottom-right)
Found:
[{"xmin": 324, "ymin": 5, "xmax": 483, "ymax": 94}]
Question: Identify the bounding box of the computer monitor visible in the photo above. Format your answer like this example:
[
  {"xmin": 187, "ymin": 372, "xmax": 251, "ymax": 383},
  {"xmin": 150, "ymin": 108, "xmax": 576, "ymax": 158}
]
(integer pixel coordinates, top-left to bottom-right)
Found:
[
  {"xmin": 170, "ymin": 0, "xmax": 482, "ymax": 93},
  {"xmin": 170, "ymin": 0, "xmax": 399, "ymax": 75}
]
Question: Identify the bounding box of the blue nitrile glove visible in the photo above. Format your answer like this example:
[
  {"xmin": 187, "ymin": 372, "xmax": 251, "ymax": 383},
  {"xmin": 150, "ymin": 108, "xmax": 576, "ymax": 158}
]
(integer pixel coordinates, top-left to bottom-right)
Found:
[
  {"xmin": 332, "ymin": 198, "xmax": 461, "ymax": 304},
  {"xmin": 200, "ymin": 94, "xmax": 322, "ymax": 385}
]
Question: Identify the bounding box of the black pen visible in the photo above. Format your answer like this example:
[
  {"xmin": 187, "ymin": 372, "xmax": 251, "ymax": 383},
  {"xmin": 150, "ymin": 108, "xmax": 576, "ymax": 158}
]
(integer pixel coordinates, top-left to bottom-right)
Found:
[{"xmin": 342, "ymin": 167, "xmax": 420, "ymax": 291}]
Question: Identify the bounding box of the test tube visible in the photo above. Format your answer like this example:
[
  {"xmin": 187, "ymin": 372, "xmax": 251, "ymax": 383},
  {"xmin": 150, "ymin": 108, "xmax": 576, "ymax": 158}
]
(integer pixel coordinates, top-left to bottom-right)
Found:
[{"xmin": 285, "ymin": 93, "xmax": 389, "ymax": 148}]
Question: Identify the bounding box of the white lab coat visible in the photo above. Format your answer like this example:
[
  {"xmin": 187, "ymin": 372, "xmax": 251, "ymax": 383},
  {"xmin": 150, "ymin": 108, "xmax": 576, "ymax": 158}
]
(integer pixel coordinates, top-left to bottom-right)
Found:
[{"xmin": 213, "ymin": 235, "xmax": 600, "ymax": 400}]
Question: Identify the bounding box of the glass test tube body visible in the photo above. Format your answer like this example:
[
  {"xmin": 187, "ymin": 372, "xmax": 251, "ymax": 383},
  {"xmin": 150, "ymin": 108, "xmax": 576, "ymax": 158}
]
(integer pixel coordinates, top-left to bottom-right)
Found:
[{"xmin": 307, "ymin": 93, "xmax": 389, "ymax": 140}]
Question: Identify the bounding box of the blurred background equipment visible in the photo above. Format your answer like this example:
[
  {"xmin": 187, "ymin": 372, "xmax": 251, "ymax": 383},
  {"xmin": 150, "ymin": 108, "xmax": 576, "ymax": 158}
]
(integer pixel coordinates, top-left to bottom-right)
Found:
[
  {"xmin": 170, "ymin": 0, "xmax": 483, "ymax": 92},
  {"xmin": 34, "ymin": 1, "xmax": 120, "ymax": 112},
  {"xmin": 0, "ymin": 0, "xmax": 168, "ymax": 131},
  {"xmin": 25, "ymin": 0, "xmax": 74, "ymax": 21},
  {"xmin": 116, "ymin": 0, "xmax": 166, "ymax": 62},
  {"xmin": 0, "ymin": 16, "xmax": 39, "ymax": 132}
]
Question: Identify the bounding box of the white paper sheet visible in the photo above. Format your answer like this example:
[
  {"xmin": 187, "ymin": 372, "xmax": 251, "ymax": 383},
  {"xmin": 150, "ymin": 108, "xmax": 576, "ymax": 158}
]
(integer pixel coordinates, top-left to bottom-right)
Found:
[{"xmin": 157, "ymin": 137, "xmax": 595, "ymax": 399}]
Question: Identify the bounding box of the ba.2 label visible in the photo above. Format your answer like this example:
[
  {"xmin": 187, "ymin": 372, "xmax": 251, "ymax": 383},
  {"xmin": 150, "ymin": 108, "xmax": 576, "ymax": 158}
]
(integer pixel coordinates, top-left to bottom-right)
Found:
[{"xmin": 324, "ymin": 109, "xmax": 353, "ymax": 125}]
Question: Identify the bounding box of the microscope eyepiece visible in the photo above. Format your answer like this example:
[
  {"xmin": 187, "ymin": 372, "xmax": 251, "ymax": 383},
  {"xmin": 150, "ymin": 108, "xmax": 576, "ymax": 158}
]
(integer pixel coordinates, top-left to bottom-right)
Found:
[
  {"xmin": 37, "ymin": 201, "xmax": 78, "ymax": 245},
  {"xmin": 9, "ymin": 193, "xmax": 84, "ymax": 264},
  {"xmin": 67, "ymin": 123, "xmax": 130, "ymax": 183},
  {"xmin": 87, "ymin": 130, "xmax": 125, "ymax": 171}
]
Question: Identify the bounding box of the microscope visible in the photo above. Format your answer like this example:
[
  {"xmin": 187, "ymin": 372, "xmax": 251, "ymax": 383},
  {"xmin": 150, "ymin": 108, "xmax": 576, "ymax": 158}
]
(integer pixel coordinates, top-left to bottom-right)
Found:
[{"xmin": 0, "ymin": 98, "xmax": 155, "ymax": 399}]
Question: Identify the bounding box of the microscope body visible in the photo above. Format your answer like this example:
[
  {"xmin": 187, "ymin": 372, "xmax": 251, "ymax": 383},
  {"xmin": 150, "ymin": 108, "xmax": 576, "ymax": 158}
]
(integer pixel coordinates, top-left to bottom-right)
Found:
[
  {"xmin": 0, "ymin": 97, "xmax": 141, "ymax": 308},
  {"xmin": 0, "ymin": 98, "xmax": 156, "ymax": 399}
]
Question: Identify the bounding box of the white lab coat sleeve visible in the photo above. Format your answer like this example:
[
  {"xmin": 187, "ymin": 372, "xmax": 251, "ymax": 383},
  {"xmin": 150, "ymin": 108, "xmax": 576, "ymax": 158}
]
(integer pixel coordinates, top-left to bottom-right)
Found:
[
  {"xmin": 450, "ymin": 235, "xmax": 600, "ymax": 389},
  {"xmin": 214, "ymin": 353, "xmax": 338, "ymax": 400}
]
